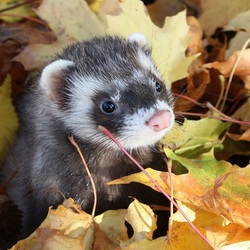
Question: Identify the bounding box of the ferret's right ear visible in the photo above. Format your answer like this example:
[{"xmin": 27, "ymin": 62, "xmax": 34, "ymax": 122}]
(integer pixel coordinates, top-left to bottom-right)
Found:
[
  {"xmin": 128, "ymin": 33, "xmax": 148, "ymax": 47},
  {"xmin": 40, "ymin": 59, "xmax": 74, "ymax": 103}
]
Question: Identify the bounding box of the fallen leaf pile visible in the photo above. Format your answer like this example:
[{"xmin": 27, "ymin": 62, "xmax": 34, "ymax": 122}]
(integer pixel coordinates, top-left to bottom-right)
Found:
[{"xmin": 1, "ymin": 0, "xmax": 250, "ymax": 249}]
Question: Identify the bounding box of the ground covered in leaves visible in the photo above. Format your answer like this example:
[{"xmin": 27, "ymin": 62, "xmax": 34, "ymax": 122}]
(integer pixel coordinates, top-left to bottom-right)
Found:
[{"xmin": 0, "ymin": 0, "xmax": 250, "ymax": 249}]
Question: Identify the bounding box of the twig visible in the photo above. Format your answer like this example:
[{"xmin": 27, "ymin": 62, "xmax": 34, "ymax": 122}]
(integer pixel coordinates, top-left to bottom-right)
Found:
[
  {"xmin": 98, "ymin": 125, "xmax": 214, "ymax": 249},
  {"xmin": 216, "ymin": 75, "xmax": 225, "ymax": 109},
  {"xmin": 175, "ymin": 110, "xmax": 250, "ymax": 126},
  {"xmin": 68, "ymin": 135, "xmax": 97, "ymax": 219},
  {"xmin": 220, "ymin": 37, "xmax": 250, "ymax": 111},
  {"xmin": 173, "ymin": 93, "xmax": 207, "ymax": 108},
  {"xmin": 166, "ymin": 158, "xmax": 174, "ymax": 236},
  {"xmin": 0, "ymin": 13, "xmax": 49, "ymax": 28},
  {"xmin": 0, "ymin": 0, "xmax": 38, "ymax": 13},
  {"xmin": 174, "ymin": 93, "xmax": 250, "ymax": 127}
]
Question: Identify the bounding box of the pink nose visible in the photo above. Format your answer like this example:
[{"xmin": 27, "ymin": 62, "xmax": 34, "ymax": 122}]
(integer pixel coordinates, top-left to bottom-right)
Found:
[{"xmin": 147, "ymin": 110, "xmax": 173, "ymax": 131}]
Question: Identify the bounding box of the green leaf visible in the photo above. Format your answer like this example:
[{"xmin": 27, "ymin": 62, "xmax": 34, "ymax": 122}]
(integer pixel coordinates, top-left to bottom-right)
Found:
[{"xmin": 163, "ymin": 117, "xmax": 231, "ymax": 158}]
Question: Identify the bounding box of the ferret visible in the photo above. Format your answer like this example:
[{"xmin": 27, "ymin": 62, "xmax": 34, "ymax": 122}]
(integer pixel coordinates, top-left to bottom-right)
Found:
[{"xmin": 1, "ymin": 33, "xmax": 175, "ymax": 240}]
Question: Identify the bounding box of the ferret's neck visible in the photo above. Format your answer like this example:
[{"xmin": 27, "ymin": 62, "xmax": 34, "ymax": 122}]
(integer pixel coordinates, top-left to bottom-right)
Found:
[{"xmin": 72, "ymin": 137, "xmax": 155, "ymax": 174}]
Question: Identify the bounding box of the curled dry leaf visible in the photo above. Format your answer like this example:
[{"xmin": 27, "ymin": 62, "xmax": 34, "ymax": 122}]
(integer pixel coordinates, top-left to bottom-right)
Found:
[
  {"xmin": 204, "ymin": 49, "xmax": 250, "ymax": 140},
  {"xmin": 11, "ymin": 198, "xmax": 95, "ymax": 250},
  {"xmin": 94, "ymin": 209, "xmax": 128, "ymax": 245},
  {"xmin": 204, "ymin": 49, "xmax": 250, "ymax": 87},
  {"xmin": 11, "ymin": 198, "xmax": 162, "ymax": 249},
  {"xmin": 228, "ymin": 128, "xmax": 250, "ymax": 142},
  {"xmin": 125, "ymin": 199, "xmax": 157, "ymax": 242},
  {"xmin": 186, "ymin": 16, "xmax": 203, "ymax": 56}
]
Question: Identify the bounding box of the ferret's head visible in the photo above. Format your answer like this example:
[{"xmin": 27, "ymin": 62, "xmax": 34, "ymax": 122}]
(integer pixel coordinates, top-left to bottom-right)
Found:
[{"xmin": 39, "ymin": 34, "xmax": 174, "ymax": 150}]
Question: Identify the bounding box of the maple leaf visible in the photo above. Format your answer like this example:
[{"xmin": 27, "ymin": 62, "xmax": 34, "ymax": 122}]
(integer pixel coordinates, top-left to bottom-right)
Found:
[
  {"xmin": 110, "ymin": 148, "xmax": 250, "ymax": 229},
  {"xmin": 105, "ymin": 0, "xmax": 197, "ymax": 85},
  {"xmin": 164, "ymin": 149, "xmax": 250, "ymax": 228},
  {"xmin": 204, "ymin": 49, "xmax": 250, "ymax": 84},
  {"xmin": 13, "ymin": 0, "xmax": 196, "ymax": 85}
]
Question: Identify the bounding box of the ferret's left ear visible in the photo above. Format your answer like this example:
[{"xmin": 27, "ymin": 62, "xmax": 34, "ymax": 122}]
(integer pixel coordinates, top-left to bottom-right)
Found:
[
  {"xmin": 128, "ymin": 33, "xmax": 148, "ymax": 47},
  {"xmin": 40, "ymin": 59, "xmax": 74, "ymax": 103}
]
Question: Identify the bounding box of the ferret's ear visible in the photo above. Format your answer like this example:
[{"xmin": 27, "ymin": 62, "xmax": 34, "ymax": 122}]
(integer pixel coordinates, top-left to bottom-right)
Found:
[
  {"xmin": 40, "ymin": 59, "xmax": 74, "ymax": 103},
  {"xmin": 128, "ymin": 33, "xmax": 148, "ymax": 47}
]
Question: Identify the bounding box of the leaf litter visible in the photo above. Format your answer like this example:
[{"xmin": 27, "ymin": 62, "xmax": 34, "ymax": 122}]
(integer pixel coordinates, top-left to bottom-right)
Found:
[{"xmin": 1, "ymin": 0, "xmax": 250, "ymax": 249}]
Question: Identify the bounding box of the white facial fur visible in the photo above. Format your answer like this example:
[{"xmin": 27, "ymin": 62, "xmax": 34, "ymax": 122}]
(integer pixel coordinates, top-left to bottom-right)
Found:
[{"xmin": 117, "ymin": 100, "xmax": 175, "ymax": 149}]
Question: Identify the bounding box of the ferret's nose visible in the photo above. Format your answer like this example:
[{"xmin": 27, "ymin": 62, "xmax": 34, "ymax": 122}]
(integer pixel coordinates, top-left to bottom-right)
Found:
[{"xmin": 147, "ymin": 110, "xmax": 173, "ymax": 131}]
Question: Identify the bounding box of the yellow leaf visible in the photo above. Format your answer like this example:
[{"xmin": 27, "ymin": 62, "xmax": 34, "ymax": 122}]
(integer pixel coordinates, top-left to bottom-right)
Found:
[
  {"xmin": 94, "ymin": 209, "xmax": 129, "ymax": 245},
  {"xmin": 169, "ymin": 201, "xmax": 250, "ymax": 249},
  {"xmin": 12, "ymin": 198, "xmax": 161, "ymax": 249},
  {"xmin": 105, "ymin": 0, "xmax": 196, "ymax": 85},
  {"xmin": 127, "ymin": 236, "xmax": 168, "ymax": 250},
  {"xmin": 126, "ymin": 199, "xmax": 157, "ymax": 241},
  {"xmin": 0, "ymin": 75, "xmax": 18, "ymax": 163},
  {"xmin": 11, "ymin": 198, "xmax": 95, "ymax": 250},
  {"xmin": 14, "ymin": 0, "xmax": 196, "ymax": 83}
]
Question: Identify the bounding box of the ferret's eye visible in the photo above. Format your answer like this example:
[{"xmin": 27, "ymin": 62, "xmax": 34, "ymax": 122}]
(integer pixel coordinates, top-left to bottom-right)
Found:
[
  {"xmin": 101, "ymin": 100, "xmax": 116, "ymax": 114},
  {"xmin": 155, "ymin": 82, "xmax": 162, "ymax": 92}
]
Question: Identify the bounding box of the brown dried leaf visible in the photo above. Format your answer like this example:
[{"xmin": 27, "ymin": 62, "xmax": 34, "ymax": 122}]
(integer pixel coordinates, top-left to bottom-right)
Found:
[
  {"xmin": 0, "ymin": 23, "xmax": 55, "ymax": 86},
  {"xmin": 228, "ymin": 129, "xmax": 250, "ymax": 142},
  {"xmin": 186, "ymin": 16, "xmax": 203, "ymax": 56},
  {"xmin": 204, "ymin": 49, "xmax": 250, "ymax": 87},
  {"xmin": 14, "ymin": 0, "xmax": 106, "ymax": 70}
]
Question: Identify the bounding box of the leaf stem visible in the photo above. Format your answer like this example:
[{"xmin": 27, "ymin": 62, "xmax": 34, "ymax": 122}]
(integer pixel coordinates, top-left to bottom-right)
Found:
[
  {"xmin": 173, "ymin": 93, "xmax": 250, "ymax": 126},
  {"xmin": 0, "ymin": 0, "xmax": 38, "ymax": 13},
  {"xmin": 0, "ymin": 13, "xmax": 49, "ymax": 28},
  {"xmin": 220, "ymin": 37, "xmax": 250, "ymax": 111}
]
